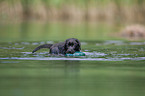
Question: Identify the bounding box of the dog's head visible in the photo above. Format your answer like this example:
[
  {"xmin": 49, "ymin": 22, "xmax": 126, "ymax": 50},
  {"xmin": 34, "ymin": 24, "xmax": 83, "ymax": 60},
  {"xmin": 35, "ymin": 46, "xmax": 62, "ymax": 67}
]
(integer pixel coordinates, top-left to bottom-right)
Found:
[{"xmin": 64, "ymin": 38, "xmax": 81, "ymax": 54}]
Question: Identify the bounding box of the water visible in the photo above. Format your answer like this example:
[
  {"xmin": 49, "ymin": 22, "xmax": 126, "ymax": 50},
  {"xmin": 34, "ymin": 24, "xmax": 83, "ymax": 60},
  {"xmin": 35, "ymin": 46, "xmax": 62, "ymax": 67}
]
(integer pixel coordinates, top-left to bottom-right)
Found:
[
  {"xmin": 1, "ymin": 40, "xmax": 145, "ymax": 61},
  {"xmin": 0, "ymin": 60, "xmax": 145, "ymax": 96},
  {"xmin": 0, "ymin": 40, "xmax": 145, "ymax": 96},
  {"xmin": 0, "ymin": 21, "xmax": 119, "ymax": 42},
  {"xmin": 0, "ymin": 22, "xmax": 145, "ymax": 96}
]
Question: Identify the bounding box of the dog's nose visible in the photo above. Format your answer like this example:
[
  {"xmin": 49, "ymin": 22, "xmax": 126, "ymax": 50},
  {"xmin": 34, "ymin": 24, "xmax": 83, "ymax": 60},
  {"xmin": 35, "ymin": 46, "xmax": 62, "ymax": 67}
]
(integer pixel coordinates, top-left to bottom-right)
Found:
[
  {"xmin": 67, "ymin": 49, "xmax": 75, "ymax": 54},
  {"xmin": 68, "ymin": 51, "xmax": 73, "ymax": 54}
]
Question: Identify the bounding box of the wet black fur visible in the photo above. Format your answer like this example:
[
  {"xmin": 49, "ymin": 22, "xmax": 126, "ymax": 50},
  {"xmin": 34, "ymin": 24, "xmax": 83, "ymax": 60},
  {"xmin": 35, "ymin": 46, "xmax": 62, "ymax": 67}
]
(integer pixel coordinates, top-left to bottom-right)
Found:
[{"xmin": 32, "ymin": 38, "xmax": 81, "ymax": 54}]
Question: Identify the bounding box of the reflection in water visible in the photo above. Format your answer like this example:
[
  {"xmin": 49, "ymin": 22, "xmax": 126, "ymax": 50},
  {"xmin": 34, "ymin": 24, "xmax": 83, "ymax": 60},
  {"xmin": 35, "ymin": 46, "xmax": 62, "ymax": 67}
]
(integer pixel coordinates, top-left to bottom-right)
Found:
[
  {"xmin": 1, "ymin": 60, "xmax": 145, "ymax": 96},
  {"xmin": 64, "ymin": 61, "xmax": 81, "ymax": 96},
  {"xmin": 0, "ymin": 22, "xmax": 120, "ymax": 42},
  {"xmin": 64, "ymin": 61, "xmax": 80, "ymax": 78},
  {"xmin": 0, "ymin": 38, "xmax": 145, "ymax": 96}
]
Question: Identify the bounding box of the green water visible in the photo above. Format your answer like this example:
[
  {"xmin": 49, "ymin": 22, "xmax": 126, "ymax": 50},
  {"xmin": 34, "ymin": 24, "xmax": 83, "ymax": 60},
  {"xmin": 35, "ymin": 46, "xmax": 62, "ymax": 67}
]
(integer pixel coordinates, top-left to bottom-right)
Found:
[
  {"xmin": 0, "ymin": 21, "xmax": 120, "ymax": 42},
  {"xmin": 0, "ymin": 60, "xmax": 145, "ymax": 96},
  {"xmin": 0, "ymin": 22, "xmax": 145, "ymax": 96}
]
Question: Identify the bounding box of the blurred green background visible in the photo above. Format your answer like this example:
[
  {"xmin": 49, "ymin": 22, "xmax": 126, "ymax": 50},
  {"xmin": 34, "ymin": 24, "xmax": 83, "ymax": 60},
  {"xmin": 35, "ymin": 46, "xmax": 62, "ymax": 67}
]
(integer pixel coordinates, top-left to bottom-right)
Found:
[
  {"xmin": 0, "ymin": 1, "xmax": 145, "ymax": 96},
  {"xmin": 0, "ymin": 0, "xmax": 145, "ymax": 42},
  {"xmin": 0, "ymin": 0, "xmax": 145, "ymax": 23}
]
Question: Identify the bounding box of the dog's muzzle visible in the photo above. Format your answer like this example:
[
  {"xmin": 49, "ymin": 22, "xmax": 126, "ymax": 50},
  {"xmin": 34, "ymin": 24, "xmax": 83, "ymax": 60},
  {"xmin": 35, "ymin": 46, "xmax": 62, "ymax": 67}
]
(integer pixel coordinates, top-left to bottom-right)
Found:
[{"xmin": 66, "ymin": 47, "xmax": 75, "ymax": 54}]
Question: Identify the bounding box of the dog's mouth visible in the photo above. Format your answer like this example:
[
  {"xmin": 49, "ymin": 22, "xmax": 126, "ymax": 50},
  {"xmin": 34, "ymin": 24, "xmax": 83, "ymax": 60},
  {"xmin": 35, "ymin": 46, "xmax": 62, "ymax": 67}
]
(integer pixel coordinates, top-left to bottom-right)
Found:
[{"xmin": 66, "ymin": 50, "xmax": 75, "ymax": 54}]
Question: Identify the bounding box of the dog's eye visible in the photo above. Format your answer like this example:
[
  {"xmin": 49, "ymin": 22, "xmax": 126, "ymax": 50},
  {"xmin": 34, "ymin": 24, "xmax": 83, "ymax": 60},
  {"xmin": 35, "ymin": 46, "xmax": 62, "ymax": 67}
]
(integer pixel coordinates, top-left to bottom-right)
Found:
[{"xmin": 68, "ymin": 43, "xmax": 74, "ymax": 46}]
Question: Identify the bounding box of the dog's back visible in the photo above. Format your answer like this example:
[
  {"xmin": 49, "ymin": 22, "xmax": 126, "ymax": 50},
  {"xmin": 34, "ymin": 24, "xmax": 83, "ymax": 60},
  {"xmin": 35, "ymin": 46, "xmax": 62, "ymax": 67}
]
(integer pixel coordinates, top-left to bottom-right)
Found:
[
  {"xmin": 32, "ymin": 38, "xmax": 81, "ymax": 54},
  {"xmin": 32, "ymin": 44, "xmax": 53, "ymax": 53}
]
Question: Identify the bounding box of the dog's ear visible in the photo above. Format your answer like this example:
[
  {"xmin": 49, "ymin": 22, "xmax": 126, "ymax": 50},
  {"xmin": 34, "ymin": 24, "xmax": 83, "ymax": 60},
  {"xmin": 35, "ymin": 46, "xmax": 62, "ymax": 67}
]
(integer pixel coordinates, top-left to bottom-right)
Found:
[
  {"xmin": 75, "ymin": 39, "xmax": 81, "ymax": 51},
  {"xmin": 64, "ymin": 39, "xmax": 68, "ymax": 50}
]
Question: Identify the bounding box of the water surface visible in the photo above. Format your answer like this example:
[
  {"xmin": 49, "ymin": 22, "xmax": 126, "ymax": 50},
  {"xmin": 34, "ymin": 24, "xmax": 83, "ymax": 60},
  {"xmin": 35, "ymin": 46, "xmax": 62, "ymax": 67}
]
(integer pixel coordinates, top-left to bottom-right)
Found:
[
  {"xmin": 0, "ymin": 40, "xmax": 145, "ymax": 61},
  {"xmin": 0, "ymin": 60, "xmax": 145, "ymax": 96},
  {"xmin": 0, "ymin": 22, "xmax": 145, "ymax": 96}
]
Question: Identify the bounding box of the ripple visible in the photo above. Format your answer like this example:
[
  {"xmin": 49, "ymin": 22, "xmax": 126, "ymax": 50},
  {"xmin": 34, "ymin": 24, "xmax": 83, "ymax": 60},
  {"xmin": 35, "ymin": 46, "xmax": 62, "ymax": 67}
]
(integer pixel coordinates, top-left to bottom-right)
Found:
[
  {"xmin": 21, "ymin": 42, "xmax": 30, "ymax": 45},
  {"xmin": 0, "ymin": 47, "xmax": 24, "ymax": 50},
  {"xmin": 84, "ymin": 52, "xmax": 107, "ymax": 57},
  {"xmin": 81, "ymin": 42, "xmax": 88, "ymax": 45},
  {"xmin": 104, "ymin": 40, "xmax": 125, "ymax": 45},
  {"xmin": 129, "ymin": 42, "xmax": 145, "ymax": 45},
  {"xmin": 0, "ymin": 57, "xmax": 145, "ymax": 61}
]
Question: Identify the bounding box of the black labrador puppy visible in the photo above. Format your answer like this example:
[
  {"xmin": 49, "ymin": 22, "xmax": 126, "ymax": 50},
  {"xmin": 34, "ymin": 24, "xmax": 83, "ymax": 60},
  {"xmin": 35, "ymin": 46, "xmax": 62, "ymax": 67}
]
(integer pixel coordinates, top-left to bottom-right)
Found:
[{"xmin": 32, "ymin": 38, "xmax": 81, "ymax": 55}]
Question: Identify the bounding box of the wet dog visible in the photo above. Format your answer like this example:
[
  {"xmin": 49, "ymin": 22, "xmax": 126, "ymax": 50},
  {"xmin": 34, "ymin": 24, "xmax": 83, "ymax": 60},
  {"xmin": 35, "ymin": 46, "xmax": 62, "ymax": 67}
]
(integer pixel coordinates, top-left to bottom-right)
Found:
[{"xmin": 32, "ymin": 38, "xmax": 81, "ymax": 54}]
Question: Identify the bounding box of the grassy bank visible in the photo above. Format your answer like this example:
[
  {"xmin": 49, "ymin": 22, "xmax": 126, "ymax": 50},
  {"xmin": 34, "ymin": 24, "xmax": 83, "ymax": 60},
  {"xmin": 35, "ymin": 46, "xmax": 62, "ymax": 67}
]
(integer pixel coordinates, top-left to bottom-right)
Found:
[{"xmin": 0, "ymin": 0, "xmax": 145, "ymax": 23}]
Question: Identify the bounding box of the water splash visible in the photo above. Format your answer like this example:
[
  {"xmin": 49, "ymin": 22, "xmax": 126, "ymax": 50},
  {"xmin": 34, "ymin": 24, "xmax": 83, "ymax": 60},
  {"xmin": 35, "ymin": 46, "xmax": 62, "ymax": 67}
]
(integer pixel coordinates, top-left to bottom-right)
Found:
[
  {"xmin": 0, "ymin": 40, "xmax": 144, "ymax": 61},
  {"xmin": 0, "ymin": 56, "xmax": 145, "ymax": 61},
  {"xmin": 0, "ymin": 51, "xmax": 145, "ymax": 61}
]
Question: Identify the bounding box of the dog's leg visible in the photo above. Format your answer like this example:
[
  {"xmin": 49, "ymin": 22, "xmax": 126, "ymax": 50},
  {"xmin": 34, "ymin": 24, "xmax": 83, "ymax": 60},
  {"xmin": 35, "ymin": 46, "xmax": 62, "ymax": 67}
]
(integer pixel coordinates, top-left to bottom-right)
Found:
[{"xmin": 50, "ymin": 47, "xmax": 60, "ymax": 54}]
